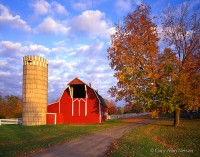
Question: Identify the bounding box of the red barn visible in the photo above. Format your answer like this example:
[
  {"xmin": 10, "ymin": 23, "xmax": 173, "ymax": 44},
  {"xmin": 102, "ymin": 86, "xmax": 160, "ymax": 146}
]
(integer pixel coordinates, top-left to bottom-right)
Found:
[{"xmin": 46, "ymin": 78, "xmax": 108, "ymax": 124}]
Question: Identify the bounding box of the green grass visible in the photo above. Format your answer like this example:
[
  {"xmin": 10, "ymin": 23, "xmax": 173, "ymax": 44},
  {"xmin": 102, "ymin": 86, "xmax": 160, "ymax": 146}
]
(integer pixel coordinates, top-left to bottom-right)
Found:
[
  {"xmin": 0, "ymin": 119, "xmax": 122, "ymax": 157},
  {"xmin": 107, "ymin": 118, "xmax": 200, "ymax": 157}
]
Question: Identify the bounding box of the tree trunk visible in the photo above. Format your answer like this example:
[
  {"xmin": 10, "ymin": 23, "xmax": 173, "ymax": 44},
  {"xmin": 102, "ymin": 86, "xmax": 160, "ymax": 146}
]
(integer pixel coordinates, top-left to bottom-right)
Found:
[
  {"xmin": 189, "ymin": 110, "xmax": 193, "ymax": 120},
  {"xmin": 173, "ymin": 108, "xmax": 180, "ymax": 126}
]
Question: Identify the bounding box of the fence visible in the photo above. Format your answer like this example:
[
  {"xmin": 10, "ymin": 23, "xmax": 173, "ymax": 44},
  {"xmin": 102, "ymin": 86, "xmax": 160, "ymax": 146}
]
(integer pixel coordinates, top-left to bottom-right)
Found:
[
  {"xmin": 0, "ymin": 118, "xmax": 22, "ymax": 125},
  {"xmin": 108, "ymin": 112, "xmax": 150, "ymax": 119}
]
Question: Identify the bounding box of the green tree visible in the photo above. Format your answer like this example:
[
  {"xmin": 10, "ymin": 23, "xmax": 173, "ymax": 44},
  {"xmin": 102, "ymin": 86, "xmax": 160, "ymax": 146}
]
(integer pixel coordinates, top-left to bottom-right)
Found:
[
  {"xmin": 132, "ymin": 101, "xmax": 145, "ymax": 113},
  {"xmin": 161, "ymin": 3, "xmax": 200, "ymax": 126}
]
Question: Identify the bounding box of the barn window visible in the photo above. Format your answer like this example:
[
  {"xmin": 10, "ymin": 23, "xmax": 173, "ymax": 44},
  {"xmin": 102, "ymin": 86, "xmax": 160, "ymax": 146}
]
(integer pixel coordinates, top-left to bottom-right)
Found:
[{"xmin": 72, "ymin": 84, "xmax": 86, "ymax": 98}]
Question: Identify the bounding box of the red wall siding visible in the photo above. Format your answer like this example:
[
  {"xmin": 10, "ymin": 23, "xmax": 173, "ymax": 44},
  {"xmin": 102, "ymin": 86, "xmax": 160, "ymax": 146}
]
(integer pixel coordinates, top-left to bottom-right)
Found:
[
  {"xmin": 47, "ymin": 102, "xmax": 59, "ymax": 113},
  {"xmin": 46, "ymin": 113, "xmax": 64, "ymax": 124},
  {"xmin": 47, "ymin": 86, "xmax": 107, "ymax": 124},
  {"xmin": 105, "ymin": 107, "xmax": 108, "ymax": 120},
  {"xmin": 59, "ymin": 89, "xmax": 72, "ymax": 123},
  {"xmin": 56, "ymin": 113, "xmax": 64, "ymax": 124},
  {"xmin": 101, "ymin": 106, "xmax": 108, "ymax": 122},
  {"xmin": 46, "ymin": 114, "xmax": 55, "ymax": 124}
]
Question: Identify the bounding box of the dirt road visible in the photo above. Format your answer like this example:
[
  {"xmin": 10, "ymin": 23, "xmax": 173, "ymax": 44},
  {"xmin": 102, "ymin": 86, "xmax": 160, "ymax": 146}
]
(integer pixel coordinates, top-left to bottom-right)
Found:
[{"xmin": 30, "ymin": 118, "xmax": 157, "ymax": 157}]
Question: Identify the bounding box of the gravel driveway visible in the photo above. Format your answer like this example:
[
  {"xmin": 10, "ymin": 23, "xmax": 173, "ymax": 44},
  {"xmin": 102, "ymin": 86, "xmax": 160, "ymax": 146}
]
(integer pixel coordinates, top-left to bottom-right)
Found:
[{"xmin": 30, "ymin": 118, "xmax": 157, "ymax": 157}]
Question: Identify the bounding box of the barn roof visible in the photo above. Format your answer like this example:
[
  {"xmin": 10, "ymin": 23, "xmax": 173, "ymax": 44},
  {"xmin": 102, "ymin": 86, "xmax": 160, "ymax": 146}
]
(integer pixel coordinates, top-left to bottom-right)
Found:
[
  {"xmin": 94, "ymin": 91, "xmax": 107, "ymax": 107},
  {"xmin": 68, "ymin": 77, "xmax": 107, "ymax": 107},
  {"xmin": 68, "ymin": 77, "xmax": 87, "ymax": 85}
]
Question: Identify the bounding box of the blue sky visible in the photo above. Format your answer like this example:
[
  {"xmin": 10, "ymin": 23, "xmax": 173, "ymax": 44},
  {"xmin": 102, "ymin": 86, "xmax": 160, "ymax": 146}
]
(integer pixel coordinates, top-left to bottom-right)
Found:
[{"xmin": 0, "ymin": 0, "xmax": 199, "ymax": 106}]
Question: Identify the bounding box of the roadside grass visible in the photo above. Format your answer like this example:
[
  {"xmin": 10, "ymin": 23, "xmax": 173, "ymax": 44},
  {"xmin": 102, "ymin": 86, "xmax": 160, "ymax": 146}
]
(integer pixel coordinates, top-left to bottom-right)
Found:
[
  {"xmin": 0, "ymin": 119, "xmax": 122, "ymax": 157},
  {"xmin": 107, "ymin": 118, "xmax": 200, "ymax": 157}
]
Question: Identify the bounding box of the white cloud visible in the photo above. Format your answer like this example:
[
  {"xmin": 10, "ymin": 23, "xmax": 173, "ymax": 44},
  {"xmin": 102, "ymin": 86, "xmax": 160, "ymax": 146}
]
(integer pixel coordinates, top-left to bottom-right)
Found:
[
  {"xmin": 72, "ymin": 0, "xmax": 94, "ymax": 11},
  {"xmin": 115, "ymin": 0, "xmax": 132, "ymax": 15},
  {"xmin": 31, "ymin": 0, "xmax": 68, "ymax": 16},
  {"xmin": 77, "ymin": 44, "xmax": 90, "ymax": 52},
  {"xmin": 36, "ymin": 17, "xmax": 71, "ymax": 35},
  {"xmin": 29, "ymin": 44, "xmax": 50, "ymax": 53},
  {"xmin": 107, "ymin": 27, "xmax": 116, "ymax": 37},
  {"xmin": 0, "ymin": 40, "xmax": 118, "ymax": 104},
  {"xmin": 68, "ymin": 51, "xmax": 77, "ymax": 56},
  {"xmin": 74, "ymin": 41, "xmax": 104, "ymax": 57},
  {"xmin": 72, "ymin": 10, "xmax": 114, "ymax": 38},
  {"xmin": 0, "ymin": 4, "xmax": 31, "ymax": 32},
  {"xmin": 49, "ymin": 59, "xmax": 66, "ymax": 68},
  {"xmin": 32, "ymin": 0, "xmax": 50, "ymax": 16},
  {"xmin": 0, "ymin": 40, "xmax": 75, "ymax": 59},
  {"xmin": 134, "ymin": 0, "xmax": 142, "ymax": 5},
  {"xmin": 0, "ymin": 41, "xmax": 51, "ymax": 58},
  {"xmin": 0, "ymin": 41, "xmax": 22, "ymax": 52},
  {"xmin": 52, "ymin": 47, "xmax": 66, "ymax": 53},
  {"xmin": 0, "ymin": 71, "xmax": 11, "ymax": 76},
  {"xmin": 95, "ymin": 41, "xmax": 104, "ymax": 50},
  {"xmin": 52, "ymin": 40, "xmax": 74, "ymax": 53},
  {"xmin": 48, "ymin": 59, "xmax": 78, "ymax": 75},
  {"xmin": 54, "ymin": 40, "xmax": 68, "ymax": 47},
  {"xmin": 51, "ymin": 1, "xmax": 68, "ymax": 15}
]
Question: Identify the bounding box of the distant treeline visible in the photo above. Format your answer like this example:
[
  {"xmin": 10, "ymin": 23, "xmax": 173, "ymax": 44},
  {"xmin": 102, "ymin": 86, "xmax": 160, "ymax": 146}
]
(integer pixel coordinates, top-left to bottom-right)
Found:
[
  {"xmin": 0, "ymin": 95, "xmax": 22, "ymax": 118},
  {"xmin": 104, "ymin": 99, "xmax": 145, "ymax": 115}
]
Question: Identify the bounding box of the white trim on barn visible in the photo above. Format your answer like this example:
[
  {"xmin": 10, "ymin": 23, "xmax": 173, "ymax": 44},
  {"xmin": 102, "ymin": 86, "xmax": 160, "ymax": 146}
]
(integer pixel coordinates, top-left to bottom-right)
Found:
[
  {"xmin": 72, "ymin": 98, "xmax": 74, "ymax": 116},
  {"xmin": 72, "ymin": 87, "xmax": 74, "ymax": 116},
  {"xmin": 85, "ymin": 85, "xmax": 87, "ymax": 116},
  {"xmin": 69, "ymin": 85, "xmax": 72, "ymax": 98},
  {"xmin": 72, "ymin": 98, "xmax": 87, "ymax": 117},
  {"xmin": 48, "ymin": 90, "xmax": 64, "ymax": 114},
  {"xmin": 58, "ymin": 90, "xmax": 65, "ymax": 113},
  {"xmin": 94, "ymin": 91, "xmax": 102, "ymax": 123},
  {"xmin": 78, "ymin": 99, "xmax": 80, "ymax": 116},
  {"xmin": 85, "ymin": 98, "xmax": 87, "ymax": 116},
  {"xmin": 46, "ymin": 113, "xmax": 57, "ymax": 124}
]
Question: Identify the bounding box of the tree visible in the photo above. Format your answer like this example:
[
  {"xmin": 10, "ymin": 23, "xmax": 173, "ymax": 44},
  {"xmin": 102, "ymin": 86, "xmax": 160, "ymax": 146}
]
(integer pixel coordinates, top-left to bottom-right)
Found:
[
  {"xmin": 0, "ymin": 95, "xmax": 22, "ymax": 118},
  {"xmin": 104, "ymin": 98, "xmax": 109, "ymax": 107},
  {"xmin": 107, "ymin": 100, "xmax": 117, "ymax": 115},
  {"xmin": 0, "ymin": 95, "xmax": 4, "ymax": 118},
  {"xmin": 132, "ymin": 101, "xmax": 145, "ymax": 113},
  {"xmin": 123, "ymin": 104, "xmax": 133, "ymax": 114},
  {"xmin": 149, "ymin": 48, "xmax": 180, "ymax": 115},
  {"xmin": 107, "ymin": 3, "xmax": 160, "ymax": 112},
  {"xmin": 123, "ymin": 102, "xmax": 145, "ymax": 114},
  {"xmin": 116, "ymin": 106, "xmax": 122, "ymax": 114},
  {"xmin": 161, "ymin": 3, "xmax": 200, "ymax": 126}
]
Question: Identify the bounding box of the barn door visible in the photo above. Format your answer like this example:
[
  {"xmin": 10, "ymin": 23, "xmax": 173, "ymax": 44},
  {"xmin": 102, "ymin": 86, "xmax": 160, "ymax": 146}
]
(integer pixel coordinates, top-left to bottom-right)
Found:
[{"xmin": 72, "ymin": 98, "xmax": 87, "ymax": 116}]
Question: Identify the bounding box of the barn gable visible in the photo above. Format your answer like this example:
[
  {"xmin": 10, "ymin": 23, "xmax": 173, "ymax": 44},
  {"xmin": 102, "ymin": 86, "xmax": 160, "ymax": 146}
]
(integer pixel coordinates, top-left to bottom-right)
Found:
[{"xmin": 68, "ymin": 77, "xmax": 87, "ymax": 85}]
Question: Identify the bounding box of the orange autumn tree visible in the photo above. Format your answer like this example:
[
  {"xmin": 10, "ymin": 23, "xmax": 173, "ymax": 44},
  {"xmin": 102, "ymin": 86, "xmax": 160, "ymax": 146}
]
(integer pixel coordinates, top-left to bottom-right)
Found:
[
  {"xmin": 107, "ymin": 100, "xmax": 118, "ymax": 115},
  {"xmin": 104, "ymin": 98, "xmax": 118, "ymax": 115},
  {"xmin": 107, "ymin": 3, "xmax": 160, "ymax": 113},
  {"xmin": 161, "ymin": 3, "xmax": 200, "ymax": 126},
  {"xmin": 0, "ymin": 95, "xmax": 22, "ymax": 118}
]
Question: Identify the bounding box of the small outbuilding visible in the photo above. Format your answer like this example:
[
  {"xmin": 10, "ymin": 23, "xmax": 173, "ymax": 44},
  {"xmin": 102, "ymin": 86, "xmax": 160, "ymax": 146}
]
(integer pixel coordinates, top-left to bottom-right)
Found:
[{"xmin": 46, "ymin": 77, "xmax": 108, "ymax": 124}]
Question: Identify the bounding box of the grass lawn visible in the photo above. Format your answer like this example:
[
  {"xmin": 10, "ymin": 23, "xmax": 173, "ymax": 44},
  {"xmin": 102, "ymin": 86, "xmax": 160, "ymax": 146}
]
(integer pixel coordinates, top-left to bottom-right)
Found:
[
  {"xmin": 0, "ymin": 119, "xmax": 122, "ymax": 157},
  {"xmin": 107, "ymin": 118, "xmax": 200, "ymax": 157}
]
